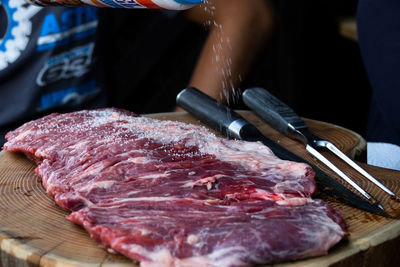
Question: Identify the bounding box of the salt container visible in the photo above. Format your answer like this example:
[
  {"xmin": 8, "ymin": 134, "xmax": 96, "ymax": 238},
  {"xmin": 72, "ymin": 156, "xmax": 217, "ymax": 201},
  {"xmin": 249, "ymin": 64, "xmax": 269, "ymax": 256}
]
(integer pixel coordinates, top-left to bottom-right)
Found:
[{"xmin": 26, "ymin": 0, "xmax": 204, "ymax": 10}]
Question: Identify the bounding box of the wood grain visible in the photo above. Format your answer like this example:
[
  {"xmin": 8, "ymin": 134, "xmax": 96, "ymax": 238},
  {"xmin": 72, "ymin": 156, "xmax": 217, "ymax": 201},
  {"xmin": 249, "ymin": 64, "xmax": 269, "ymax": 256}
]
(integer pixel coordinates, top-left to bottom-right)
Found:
[{"xmin": 1, "ymin": 111, "xmax": 399, "ymax": 267}]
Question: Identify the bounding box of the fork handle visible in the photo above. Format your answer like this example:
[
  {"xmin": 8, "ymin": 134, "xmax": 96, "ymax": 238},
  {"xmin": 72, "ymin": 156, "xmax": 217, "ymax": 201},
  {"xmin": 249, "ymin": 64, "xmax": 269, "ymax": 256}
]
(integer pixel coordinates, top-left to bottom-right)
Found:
[
  {"xmin": 242, "ymin": 87, "xmax": 307, "ymax": 144},
  {"xmin": 243, "ymin": 87, "xmax": 307, "ymax": 129}
]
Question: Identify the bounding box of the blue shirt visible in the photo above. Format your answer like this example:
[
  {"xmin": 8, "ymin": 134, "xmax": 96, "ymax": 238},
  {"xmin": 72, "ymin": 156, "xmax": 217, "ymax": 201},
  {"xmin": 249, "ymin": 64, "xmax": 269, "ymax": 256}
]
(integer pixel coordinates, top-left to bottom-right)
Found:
[{"xmin": 0, "ymin": 0, "xmax": 106, "ymax": 144}]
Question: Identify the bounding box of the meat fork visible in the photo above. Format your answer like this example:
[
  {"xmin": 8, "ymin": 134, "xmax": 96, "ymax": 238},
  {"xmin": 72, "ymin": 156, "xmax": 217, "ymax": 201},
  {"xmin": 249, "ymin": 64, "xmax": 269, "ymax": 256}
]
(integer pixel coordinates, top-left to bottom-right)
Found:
[{"xmin": 242, "ymin": 87, "xmax": 400, "ymax": 206}]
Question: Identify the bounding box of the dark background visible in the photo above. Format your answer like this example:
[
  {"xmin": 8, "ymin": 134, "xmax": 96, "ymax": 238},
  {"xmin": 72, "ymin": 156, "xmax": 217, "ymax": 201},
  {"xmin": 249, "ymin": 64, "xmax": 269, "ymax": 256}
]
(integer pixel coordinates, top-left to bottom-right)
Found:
[{"xmin": 102, "ymin": 0, "xmax": 369, "ymax": 138}]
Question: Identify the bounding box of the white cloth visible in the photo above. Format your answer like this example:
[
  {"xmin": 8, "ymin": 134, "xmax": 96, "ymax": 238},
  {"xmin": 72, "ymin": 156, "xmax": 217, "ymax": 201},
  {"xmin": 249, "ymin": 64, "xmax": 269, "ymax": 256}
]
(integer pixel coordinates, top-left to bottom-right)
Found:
[{"xmin": 367, "ymin": 142, "xmax": 400, "ymax": 171}]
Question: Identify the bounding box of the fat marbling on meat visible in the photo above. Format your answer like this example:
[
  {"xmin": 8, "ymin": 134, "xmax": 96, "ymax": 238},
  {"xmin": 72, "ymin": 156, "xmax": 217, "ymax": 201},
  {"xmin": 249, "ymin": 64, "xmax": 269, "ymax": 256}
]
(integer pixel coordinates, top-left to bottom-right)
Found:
[{"xmin": 3, "ymin": 108, "xmax": 347, "ymax": 267}]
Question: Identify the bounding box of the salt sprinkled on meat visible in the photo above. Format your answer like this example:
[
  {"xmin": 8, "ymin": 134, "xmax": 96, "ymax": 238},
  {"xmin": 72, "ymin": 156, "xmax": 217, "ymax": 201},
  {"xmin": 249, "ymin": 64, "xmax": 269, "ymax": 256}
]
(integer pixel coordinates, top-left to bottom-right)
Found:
[{"xmin": 3, "ymin": 108, "xmax": 347, "ymax": 267}]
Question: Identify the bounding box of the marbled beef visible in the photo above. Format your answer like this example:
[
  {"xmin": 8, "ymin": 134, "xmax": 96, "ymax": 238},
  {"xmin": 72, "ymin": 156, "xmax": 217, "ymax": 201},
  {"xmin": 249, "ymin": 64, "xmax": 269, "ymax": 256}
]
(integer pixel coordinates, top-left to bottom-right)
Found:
[{"xmin": 3, "ymin": 108, "xmax": 347, "ymax": 267}]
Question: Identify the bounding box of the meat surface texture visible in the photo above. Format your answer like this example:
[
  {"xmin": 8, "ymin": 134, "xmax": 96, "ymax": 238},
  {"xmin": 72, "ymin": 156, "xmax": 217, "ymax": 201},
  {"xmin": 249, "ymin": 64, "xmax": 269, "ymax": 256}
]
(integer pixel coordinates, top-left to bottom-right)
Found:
[{"xmin": 3, "ymin": 108, "xmax": 347, "ymax": 267}]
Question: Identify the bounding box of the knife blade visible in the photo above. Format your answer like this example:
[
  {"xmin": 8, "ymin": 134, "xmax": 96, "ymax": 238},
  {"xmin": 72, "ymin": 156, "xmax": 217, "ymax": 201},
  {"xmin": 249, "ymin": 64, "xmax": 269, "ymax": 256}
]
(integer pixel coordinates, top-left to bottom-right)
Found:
[{"xmin": 176, "ymin": 87, "xmax": 390, "ymax": 217}]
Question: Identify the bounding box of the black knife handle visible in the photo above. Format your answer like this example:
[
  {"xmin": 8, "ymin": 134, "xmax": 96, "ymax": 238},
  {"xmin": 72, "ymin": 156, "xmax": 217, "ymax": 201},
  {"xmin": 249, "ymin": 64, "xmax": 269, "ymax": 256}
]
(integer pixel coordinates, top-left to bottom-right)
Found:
[
  {"xmin": 176, "ymin": 87, "xmax": 257, "ymax": 140},
  {"xmin": 242, "ymin": 87, "xmax": 307, "ymax": 131}
]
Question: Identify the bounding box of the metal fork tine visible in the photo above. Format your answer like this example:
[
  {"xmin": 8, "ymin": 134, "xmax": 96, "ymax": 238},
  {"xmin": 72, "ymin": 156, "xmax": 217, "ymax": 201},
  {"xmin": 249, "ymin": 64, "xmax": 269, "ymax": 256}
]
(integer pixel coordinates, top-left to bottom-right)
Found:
[
  {"xmin": 316, "ymin": 140, "xmax": 400, "ymax": 201},
  {"xmin": 305, "ymin": 145, "xmax": 386, "ymax": 211}
]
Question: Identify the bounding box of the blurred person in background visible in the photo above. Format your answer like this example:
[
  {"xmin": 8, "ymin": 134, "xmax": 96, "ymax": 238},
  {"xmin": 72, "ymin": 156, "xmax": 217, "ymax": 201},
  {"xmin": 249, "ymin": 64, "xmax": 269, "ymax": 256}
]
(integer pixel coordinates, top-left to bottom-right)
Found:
[
  {"xmin": 357, "ymin": 0, "xmax": 400, "ymax": 170},
  {"xmin": 0, "ymin": 0, "xmax": 274, "ymax": 145},
  {"xmin": 0, "ymin": 0, "xmax": 106, "ymax": 145},
  {"xmin": 104, "ymin": 0, "xmax": 274, "ymax": 113},
  {"xmin": 180, "ymin": 0, "xmax": 274, "ymax": 107}
]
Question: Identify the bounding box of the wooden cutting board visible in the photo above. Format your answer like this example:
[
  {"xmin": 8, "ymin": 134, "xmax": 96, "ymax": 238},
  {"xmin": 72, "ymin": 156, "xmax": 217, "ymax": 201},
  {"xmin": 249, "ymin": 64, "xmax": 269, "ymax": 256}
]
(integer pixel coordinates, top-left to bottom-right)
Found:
[{"xmin": 1, "ymin": 111, "xmax": 400, "ymax": 267}]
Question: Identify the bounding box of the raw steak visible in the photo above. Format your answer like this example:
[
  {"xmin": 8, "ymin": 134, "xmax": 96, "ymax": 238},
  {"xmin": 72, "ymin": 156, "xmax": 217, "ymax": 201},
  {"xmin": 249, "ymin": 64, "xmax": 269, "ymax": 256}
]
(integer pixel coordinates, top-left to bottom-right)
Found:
[{"xmin": 3, "ymin": 108, "xmax": 347, "ymax": 266}]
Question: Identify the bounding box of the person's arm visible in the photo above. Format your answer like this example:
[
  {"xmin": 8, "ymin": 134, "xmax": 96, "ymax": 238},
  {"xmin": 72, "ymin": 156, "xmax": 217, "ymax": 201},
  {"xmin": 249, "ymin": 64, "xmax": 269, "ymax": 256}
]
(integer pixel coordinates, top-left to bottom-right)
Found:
[{"xmin": 176, "ymin": 0, "xmax": 275, "ymax": 111}]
